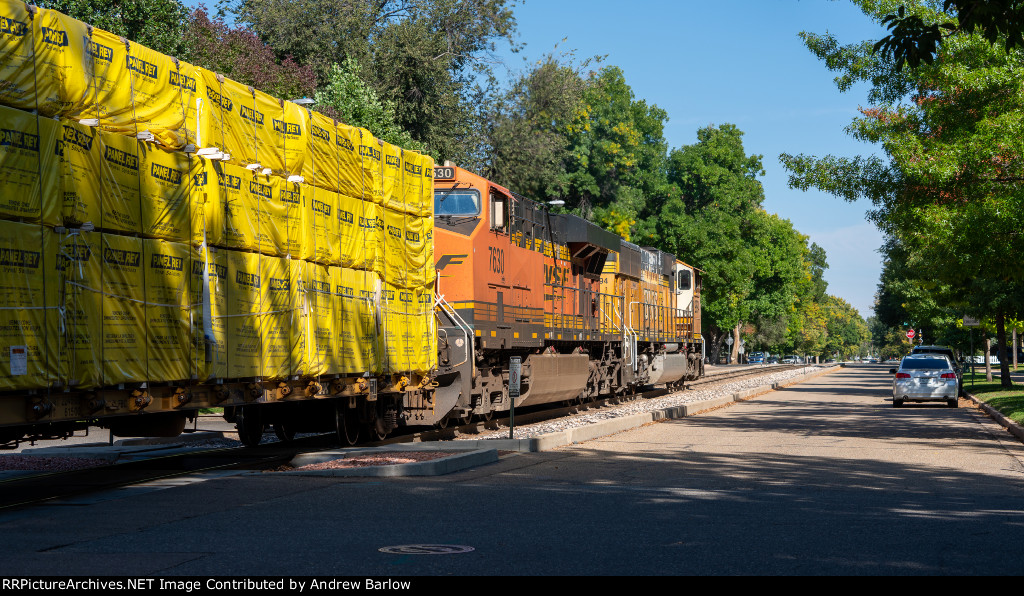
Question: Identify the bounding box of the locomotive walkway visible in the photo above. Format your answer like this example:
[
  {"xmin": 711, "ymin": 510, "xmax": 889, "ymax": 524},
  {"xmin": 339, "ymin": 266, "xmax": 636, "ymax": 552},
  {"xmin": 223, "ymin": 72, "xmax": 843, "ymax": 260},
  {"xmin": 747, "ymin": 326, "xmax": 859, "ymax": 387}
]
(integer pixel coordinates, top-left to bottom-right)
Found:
[{"xmin": 3, "ymin": 363, "xmax": 1024, "ymax": 575}]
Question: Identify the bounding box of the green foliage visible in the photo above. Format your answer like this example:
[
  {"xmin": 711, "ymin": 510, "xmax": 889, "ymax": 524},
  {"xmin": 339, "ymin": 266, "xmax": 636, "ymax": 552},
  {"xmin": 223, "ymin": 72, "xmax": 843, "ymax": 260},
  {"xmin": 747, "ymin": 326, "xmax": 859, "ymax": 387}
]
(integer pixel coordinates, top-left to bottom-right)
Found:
[
  {"xmin": 314, "ymin": 60, "xmax": 424, "ymax": 152},
  {"xmin": 233, "ymin": 0, "xmax": 520, "ymax": 162},
  {"xmin": 38, "ymin": 0, "xmax": 189, "ymax": 56}
]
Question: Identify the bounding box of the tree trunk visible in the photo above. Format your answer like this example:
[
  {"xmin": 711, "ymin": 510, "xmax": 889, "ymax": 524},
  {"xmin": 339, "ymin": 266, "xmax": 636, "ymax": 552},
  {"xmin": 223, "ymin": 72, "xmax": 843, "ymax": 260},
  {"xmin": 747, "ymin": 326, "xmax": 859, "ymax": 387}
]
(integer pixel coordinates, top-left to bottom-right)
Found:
[
  {"xmin": 985, "ymin": 337, "xmax": 992, "ymax": 382},
  {"xmin": 731, "ymin": 324, "xmax": 741, "ymax": 364},
  {"xmin": 1014, "ymin": 328, "xmax": 1018, "ymax": 371},
  {"xmin": 996, "ymin": 310, "xmax": 1012, "ymax": 388}
]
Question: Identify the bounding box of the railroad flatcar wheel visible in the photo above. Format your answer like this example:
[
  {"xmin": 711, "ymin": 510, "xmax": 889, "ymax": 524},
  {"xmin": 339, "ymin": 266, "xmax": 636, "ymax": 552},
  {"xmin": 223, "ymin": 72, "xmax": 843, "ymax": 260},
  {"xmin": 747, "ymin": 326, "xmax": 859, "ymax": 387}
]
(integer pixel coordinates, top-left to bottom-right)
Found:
[
  {"xmin": 235, "ymin": 406, "xmax": 264, "ymax": 447},
  {"xmin": 334, "ymin": 403, "xmax": 360, "ymax": 446},
  {"xmin": 274, "ymin": 423, "xmax": 296, "ymax": 443},
  {"xmin": 367, "ymin": 419, "xmax": 388, "ymax": 442}
]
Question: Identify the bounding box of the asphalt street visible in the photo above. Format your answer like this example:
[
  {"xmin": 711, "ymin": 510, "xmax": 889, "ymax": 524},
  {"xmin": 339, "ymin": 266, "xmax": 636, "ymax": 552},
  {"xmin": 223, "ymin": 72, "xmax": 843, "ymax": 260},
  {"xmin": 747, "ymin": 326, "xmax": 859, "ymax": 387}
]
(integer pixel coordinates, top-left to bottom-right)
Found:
[{"xmin": 2, "ymin": 363, "xmax": 1023, "ymax": 575}]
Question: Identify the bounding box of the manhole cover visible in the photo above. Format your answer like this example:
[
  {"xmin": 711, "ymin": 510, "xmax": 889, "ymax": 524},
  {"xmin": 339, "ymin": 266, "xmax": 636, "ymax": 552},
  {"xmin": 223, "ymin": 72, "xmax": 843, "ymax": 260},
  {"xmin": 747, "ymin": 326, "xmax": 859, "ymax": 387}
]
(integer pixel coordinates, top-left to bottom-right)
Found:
[{"xmin": 378, "ymin": 544, "xmax": 475, "ymax": 555}]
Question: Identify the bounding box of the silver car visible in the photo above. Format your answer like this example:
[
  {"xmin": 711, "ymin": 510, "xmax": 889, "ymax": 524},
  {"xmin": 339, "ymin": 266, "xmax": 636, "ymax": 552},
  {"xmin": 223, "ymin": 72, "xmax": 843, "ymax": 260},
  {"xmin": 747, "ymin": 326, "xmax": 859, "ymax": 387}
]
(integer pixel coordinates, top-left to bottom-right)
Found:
[{"xmin": 890, "ymin": 354, "xmax": 959, "ymax": 408}]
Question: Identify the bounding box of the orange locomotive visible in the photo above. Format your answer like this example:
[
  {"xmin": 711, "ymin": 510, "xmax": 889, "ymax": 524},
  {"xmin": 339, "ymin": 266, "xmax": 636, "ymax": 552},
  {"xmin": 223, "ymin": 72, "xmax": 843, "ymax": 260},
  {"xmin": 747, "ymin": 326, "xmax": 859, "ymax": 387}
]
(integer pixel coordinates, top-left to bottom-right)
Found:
[{"xmin": 430, "ymin": 165, "xmax": 703, "ymax": 424}]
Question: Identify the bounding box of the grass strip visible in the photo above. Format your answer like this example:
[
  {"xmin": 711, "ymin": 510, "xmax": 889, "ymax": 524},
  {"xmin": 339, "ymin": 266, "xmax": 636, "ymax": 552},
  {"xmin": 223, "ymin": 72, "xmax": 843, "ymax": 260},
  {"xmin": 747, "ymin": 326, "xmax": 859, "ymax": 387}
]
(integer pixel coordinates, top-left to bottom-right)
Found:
[{"xmin": 963, "ymin": 371, "xmax": 1024, "ymax": 426}]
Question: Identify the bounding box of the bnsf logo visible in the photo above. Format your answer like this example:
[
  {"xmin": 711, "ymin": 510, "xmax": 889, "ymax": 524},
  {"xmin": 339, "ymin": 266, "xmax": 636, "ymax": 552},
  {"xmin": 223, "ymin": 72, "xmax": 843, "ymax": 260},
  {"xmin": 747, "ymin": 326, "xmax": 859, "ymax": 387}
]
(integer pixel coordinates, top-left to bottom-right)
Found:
[
  {"xmin": 0, "ymin": 17, "xmax": 28, "ymax": 37},
  {"xmin": 126, "ymin": 56, "xmax": 158, "ymax": 79},
  {"xmin": 150, "ymin": 253, "xmax": 183, "ymax": 271},
  {"xmin": 169, "ymin": 70, "xmax": 197, "ymax": 92},
  {"xmin": 0, "ymin": 129, "xmax": 39, "ymax": 152}
]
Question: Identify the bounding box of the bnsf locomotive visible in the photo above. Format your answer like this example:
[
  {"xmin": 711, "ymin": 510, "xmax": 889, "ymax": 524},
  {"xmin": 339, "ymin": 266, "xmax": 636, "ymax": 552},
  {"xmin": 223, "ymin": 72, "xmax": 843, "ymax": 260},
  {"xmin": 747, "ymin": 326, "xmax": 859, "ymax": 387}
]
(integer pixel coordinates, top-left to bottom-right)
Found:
[{"xmin": 428, "ymin": 165, "xmax": 704, "ymax": 425}]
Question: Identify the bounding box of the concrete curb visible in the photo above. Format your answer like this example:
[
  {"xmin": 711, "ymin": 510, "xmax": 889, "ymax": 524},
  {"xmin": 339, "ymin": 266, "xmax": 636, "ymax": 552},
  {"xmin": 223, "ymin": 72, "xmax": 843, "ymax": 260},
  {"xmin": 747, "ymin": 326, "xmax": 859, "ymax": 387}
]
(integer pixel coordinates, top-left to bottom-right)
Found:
[
  {"xmin": 456, "ymin": 365, "xmax": 840, "ymax": 453},
  {"xmin": 965, "ymin": 392, "xmax": 1024, "ymax": 444},
  {"xmin": 284, "ymin": 444, "xmax": 499, "ymax": 477}
]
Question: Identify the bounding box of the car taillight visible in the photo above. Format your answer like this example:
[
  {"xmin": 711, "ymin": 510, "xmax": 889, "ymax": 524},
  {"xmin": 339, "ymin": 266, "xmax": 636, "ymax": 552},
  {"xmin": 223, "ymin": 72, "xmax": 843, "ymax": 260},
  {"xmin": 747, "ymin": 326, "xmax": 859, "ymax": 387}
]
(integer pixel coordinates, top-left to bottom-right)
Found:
[
  {"xmin": 941, "ymin": 373, "xmax": 957, "ymax": 379},
  {"xmin": 896, "ymin": 373, "xmax": 911, "ymax": 379}
]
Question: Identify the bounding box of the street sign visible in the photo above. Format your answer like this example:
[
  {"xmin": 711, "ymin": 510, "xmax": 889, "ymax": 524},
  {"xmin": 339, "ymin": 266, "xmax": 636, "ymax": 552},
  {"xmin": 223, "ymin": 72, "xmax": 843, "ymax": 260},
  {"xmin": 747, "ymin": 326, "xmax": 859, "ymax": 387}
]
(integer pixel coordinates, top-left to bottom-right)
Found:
[
  {"xmin": 725, "ymin": 336, "xmax": 734, "ymax": 346},
  {"xmin": 964, "ymin": 316, "xmax": 980, "ymax": 327},
  {"xmin": 907, "ymin": 328, "xmax": 916, "ymax": 340},
  {"xmin": 508, "ymin": 357, "xmax": 522, "ymax": 399}
]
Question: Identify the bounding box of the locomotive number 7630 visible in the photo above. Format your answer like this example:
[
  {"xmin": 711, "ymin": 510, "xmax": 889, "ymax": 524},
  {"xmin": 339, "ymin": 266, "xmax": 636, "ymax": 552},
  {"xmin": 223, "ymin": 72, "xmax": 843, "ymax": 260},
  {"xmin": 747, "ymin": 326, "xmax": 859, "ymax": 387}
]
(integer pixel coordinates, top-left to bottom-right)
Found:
[{"xmin": 488, "ymin": 246, "xmax": 504, "ymax": 275}]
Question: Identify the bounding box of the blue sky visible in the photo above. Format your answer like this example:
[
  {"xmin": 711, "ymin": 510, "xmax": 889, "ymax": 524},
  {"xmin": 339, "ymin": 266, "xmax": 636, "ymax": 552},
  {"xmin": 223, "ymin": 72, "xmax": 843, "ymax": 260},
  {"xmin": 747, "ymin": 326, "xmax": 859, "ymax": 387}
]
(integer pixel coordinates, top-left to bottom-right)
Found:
[{"xmin": 491, "ymin": 0, "xmax": 891, "ymax": 318}]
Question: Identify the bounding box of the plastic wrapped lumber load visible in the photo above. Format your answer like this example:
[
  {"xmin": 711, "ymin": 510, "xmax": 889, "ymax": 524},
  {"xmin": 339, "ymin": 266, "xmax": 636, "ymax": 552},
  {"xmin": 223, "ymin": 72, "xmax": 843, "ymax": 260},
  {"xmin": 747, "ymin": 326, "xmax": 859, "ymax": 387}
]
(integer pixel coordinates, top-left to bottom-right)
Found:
[
  {"xmin": 400, "ymin": 150, "xmax": 423, "ymax": 215},
  {"xmin": 218, "ymin": 160, "xmax": 259, "ymax": 252},
  {"xmin": 382, "ymin": 282, "xmax": 418, "ymax": 373},
  {"xmin": 2, "ymin": 4, "xmax": 91, "ymax": 117},
  {"xmin": 383, "ymin": 208, "xmax": 433, "ymax": 288},
  {"xmin": 169, "ymin": 59, "xmax": 202, "ymax": 149},
  {"xmin": 59, "ymin": 123, "xmax": 144, "ymax": 233},
  {"xmin": 143, "ymin": 238, "xmax": 192, "ymax": 383},
  {"xmin": 0, "ymin": 104, "xmax": 62, "ymax": 224},
  {"xmin": 189, "ymin": 245, "xmax": 227, "ymax": 380},
  {"xmin": 381, "ymin": 141, "xmax": 404, "ymax": 212},
  {"xmin": 220, "ymin": 77, "xmax": 258, "ymax": 170},
  {"xmin": 123, "ymin": 40, "xmax": 187, "ymax": 148},
  {"xmin": 224, "ymin": 248, "xmax": 262, "ymax": 379},
  {"xmin": 335, "ymin": 267, "xmax": 381, "ymax": 375},
  {"xmin": 139, "ymin": 141, "xmax": 190, "ymax": 243},
  {"xmin": 302, "ymin": 184, "xmax": 338, "ymax": 265},
  {"xmin": 187, "ymin": 155, "xmax": 224, "ymax": 247},
  {"xmin": 304, "ymin": 261, "xmax": 334, "ymax": 376},
  {"xmin": 260, "ymin": 178, "xmax": 303, "ymax": 259},
  {"xmin": 336, "ymin": 193, "xmax": 383, "ymax": 273},
  {"xmin": 0, "ymin": 220, "xmax": 60, "ymax": 391},
  {"xmin": 417, "ymin": 153, "xmax": 435, "ymax": 217},
  {"xmin": 335, "ymin": 122, "xmax": 362, "ymax": 199},
  {"xmin": 357, "ymin": 129, "xmax": 383, "ymax": 204},
  {"xmin": 302, "ymin": 110, "xmax": 339, "ymax": 192},
  {"xmin": 76, "ymin": 27, "xmax": 133, "ymax": 130},
  {"xmin": 252, "ymin": 87, "xmax": 284, "ymax": 176},
  {"xmin": 259, "ymin": 254, "xmax": 295, "ymax": 379},
  {"xmin": 415, "ymin": 282, "xmax": 437, "ymax": 374}
]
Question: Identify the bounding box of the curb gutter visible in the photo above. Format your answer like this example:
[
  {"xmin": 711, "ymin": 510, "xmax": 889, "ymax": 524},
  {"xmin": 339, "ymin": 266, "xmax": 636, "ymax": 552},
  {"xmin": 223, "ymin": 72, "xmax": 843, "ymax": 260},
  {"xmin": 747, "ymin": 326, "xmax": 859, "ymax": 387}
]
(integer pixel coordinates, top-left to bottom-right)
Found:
[{"xmin": 965, "ymin": 393, "xmax": 1024, "ymax": 444}]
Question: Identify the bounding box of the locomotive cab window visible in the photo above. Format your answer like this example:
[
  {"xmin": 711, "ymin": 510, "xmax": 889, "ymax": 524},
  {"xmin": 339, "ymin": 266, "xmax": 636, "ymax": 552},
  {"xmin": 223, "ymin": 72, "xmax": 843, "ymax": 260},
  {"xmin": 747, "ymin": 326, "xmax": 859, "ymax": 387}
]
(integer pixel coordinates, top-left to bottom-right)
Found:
[
  {"xmin": 677, "ymin": 269, "xmax": 692, "ymax": 292},
  {"xmin": 434, "ymin": 188, "xmax": 481, "ymax": 217},
  {"xmin": 490, "ymin": 191, "xmax": 510, "ymax": 233}
]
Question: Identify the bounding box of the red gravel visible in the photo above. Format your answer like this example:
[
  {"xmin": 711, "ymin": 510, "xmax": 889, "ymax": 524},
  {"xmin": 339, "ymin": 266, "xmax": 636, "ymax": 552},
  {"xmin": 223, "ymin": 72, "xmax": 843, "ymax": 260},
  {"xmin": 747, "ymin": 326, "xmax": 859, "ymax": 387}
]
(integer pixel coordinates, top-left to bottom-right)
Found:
[
  {"xmin": 291, "ymin": 451, "xmax": 459, "ymax": 471},
  {"xmin": 0, "ymin": 456, "xmax": 109, "ymax": 472}
]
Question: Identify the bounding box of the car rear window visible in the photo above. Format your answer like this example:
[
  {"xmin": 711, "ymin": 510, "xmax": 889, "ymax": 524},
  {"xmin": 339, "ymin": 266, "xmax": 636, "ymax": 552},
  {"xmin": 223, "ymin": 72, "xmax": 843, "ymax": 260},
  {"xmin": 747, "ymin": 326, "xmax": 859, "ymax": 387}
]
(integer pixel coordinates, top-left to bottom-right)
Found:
[{"xmin": 901, "ymin": 359, "xmax": 950, "ymax": 370}]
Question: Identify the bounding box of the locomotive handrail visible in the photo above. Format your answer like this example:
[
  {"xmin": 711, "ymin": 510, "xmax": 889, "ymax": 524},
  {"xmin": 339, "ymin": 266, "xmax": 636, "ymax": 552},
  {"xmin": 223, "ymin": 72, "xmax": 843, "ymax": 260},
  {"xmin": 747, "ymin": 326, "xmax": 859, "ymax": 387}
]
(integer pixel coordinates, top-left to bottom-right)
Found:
[{"xmin": 435, "ymin": 294, "xmax": 472, "ymax": 369}]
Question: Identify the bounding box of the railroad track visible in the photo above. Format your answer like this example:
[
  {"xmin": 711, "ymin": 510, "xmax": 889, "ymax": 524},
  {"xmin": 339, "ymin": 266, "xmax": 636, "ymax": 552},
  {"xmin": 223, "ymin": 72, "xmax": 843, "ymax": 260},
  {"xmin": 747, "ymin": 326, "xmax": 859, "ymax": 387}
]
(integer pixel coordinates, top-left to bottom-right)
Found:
[{"xmin": 0, "ymin": 365, "xmax": 811, "ymax": 511}]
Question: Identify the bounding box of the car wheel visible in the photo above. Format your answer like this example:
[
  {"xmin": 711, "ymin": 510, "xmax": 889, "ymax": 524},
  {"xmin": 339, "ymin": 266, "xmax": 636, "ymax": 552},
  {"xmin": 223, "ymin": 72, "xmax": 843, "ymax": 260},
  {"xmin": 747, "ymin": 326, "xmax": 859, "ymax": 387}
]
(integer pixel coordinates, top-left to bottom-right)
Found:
[
  {"xmin": 947, "ymin": 399, "xmax": 958, "ymax": 408},
  {"xmin": 893, "ymin": 399, "xmax": 903, "ymax": 408}
]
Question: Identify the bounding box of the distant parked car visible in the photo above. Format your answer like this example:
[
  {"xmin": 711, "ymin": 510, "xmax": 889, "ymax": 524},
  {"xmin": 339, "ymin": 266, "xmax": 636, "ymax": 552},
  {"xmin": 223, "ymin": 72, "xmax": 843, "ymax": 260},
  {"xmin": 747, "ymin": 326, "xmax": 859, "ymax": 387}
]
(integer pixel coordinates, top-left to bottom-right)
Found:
[
  {"xmin": 911, "ymin": 345, "xmax": 963, "ymax": 396},
  {"xmin": 782, "ymin": 355, "xmax": 797, "ymax": 364},
  {"xmin": 748, "ymin": 352, "xmax": 765, "ymax": 364}
]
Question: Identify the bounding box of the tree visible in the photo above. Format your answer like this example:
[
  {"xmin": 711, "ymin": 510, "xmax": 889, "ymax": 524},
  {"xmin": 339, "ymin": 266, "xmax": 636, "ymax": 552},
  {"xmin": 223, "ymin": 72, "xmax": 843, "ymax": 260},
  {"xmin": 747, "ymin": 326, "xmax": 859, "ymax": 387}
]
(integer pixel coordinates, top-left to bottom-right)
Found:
[
  {"xmin": 781, "ymin": 0, "xmax": 1024, "ymax": 386},
  {"xmin": 874, "ymin": 0, "xmax": 1024, "ymax": 68},
  {"xmin": 182, "ymin": 6, "xmax": 316, "ymax": 101},
  {"xmin": 232, "ymin": 0, "xmax": 519, "ymax": 161},
  {"xmin": 560, "ymin": 66, "xmax": 670, "ymax": 237},
  {"xmin": 314, "ymin": 59, "xmax": 423, "ymax": 151},
  {"xmin": 38, "ymin": 0, "xmax": 189, "ymax": 56}
]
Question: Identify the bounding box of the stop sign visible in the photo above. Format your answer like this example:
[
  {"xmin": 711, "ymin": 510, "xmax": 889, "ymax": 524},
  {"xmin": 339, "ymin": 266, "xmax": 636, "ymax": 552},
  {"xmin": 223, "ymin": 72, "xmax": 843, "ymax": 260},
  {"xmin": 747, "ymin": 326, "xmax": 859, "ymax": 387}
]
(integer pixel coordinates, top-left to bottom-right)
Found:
[{"xmin": 907, "ymin": 328, "xmax": 916, "ymax": 339}]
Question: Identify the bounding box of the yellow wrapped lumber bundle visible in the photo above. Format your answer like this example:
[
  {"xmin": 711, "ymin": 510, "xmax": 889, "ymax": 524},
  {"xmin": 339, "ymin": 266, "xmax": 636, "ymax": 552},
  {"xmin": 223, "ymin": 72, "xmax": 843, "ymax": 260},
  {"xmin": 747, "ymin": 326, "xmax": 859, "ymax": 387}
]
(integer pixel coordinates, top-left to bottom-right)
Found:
[{"xmin": 0, "ymin": 105, "xmax": 61, "ymax": 224}]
